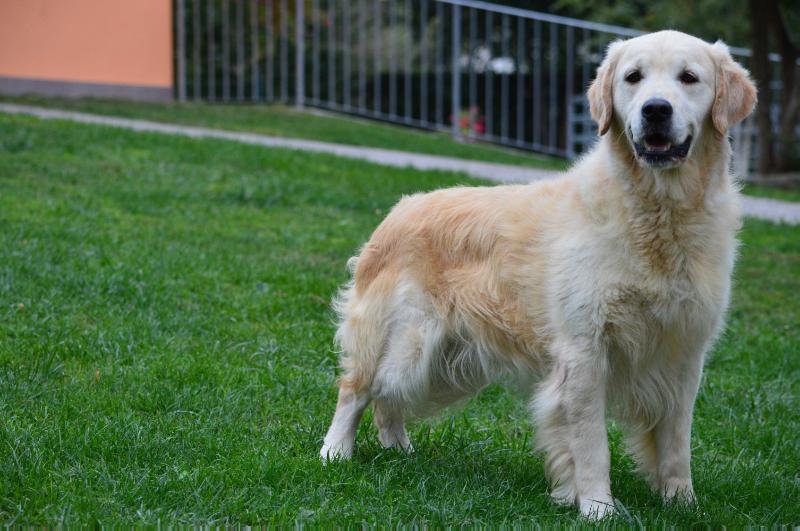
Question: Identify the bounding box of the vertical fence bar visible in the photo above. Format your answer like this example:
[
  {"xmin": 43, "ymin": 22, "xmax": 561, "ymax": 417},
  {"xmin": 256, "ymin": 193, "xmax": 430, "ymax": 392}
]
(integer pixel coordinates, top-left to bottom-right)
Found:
[
  {"xmin": 581, "ymin": 28, "xmax": 590, "ymax": 96},
  {"xmin": 343, "ymin": 0, "xmax": 351, "ymax": 108},
  {"xmin": 193, "ymin": 0, "xmax": 201, "ymax": 100},
  {"xmin": 548, "ymin": 23, "xmax": 558, "ymax": 152},
  {"xmin": 296, "ymin": 0, "xmax": 305, "ymax": 107},
  {"xmin": 280, "ymin": 0, "xmax": 288, "ymax": 102},
  {"xmin": 565, "ymin": 25, "xmax": 574, "ymax": 158},
  {"xmin": 358, "ymin": 0, "xmax": 366, "ymax": 111},
  {"xmin": 312, "ymin": 0, "xmax": 320, "ymax": 102},
  {"xmin": 327, "ymin": 0, "xmax": 335, "ymax": 105},
  {"xmin": 266, "ymin": 0, "xmax": 274, "ymax": 101},
  {"xmin": 207, "ymin": 0, "xmax": 216, "ymax": 100},
  {"xmin": 420, "ymin": 0, "xmax": 429, "ymax": 125},
  {"xmin": 222, "ymin": 0, "xmax": 230, "ymax": 101},
  {"xmin": 468, "ymin": 7, "xmax": 477, "ymax": 137},
  {"xmin": 177, "ymin": 0, "xmax": 187, "ymax": 101},
  {"xmin": 581, "ymin": 28, "xmax": 590, "ymax": 154},
  {"xmin": 251, "ymin": 0, "xmax": 259, "ymax": 101},
  {"xmin": 404, "ymin": 0, "xmax": 412, "ymax": 123},
  {"xmin": 516, "ymin": 16, "xmax": 524, "ymax": 144},
  {"xmin": 373, "ymin": 0, "xmax": 382, "ymax": 115},
  {"xmin": 236, "ymin": 0, "xmax": 245, "ymax": 101},
  {"xmin": 532, "ymin": 19, "xmax": 541, "ymax": 147},
  {"xmin": 389, "ymin": 2, "xmax": 397, "ymax": 117},
  {"xmin": 451, "ymin": 4, "xmax": 461, "ymax": 139},
  {"xmin": 435, "ymin": 1, "xmax": 443, "ymax": 125},
  {"xmin": 484, "ymin": 10, "xmax": 492, "ymax": 137},
  {"xmin": 500, "ymin": 14, "xmax": 509, "ymax": 142}
]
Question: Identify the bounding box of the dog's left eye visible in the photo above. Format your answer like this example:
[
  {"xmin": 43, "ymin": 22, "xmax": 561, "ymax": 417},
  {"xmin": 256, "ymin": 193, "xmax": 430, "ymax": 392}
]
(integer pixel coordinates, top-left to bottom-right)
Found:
[
  {"xmin": 679, "ymin": 71, "xmax": 699, "ymax": 84},
  {"xmin": 625, "ymin": 70, "xmax": 643, "ymax": 84}
]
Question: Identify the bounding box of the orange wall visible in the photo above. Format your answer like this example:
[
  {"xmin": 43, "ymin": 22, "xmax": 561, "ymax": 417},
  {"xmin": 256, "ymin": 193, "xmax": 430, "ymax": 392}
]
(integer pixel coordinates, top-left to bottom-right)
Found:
[{"xmin": 0, "ymin": 0, "xmax": 173, "ymax": 88}]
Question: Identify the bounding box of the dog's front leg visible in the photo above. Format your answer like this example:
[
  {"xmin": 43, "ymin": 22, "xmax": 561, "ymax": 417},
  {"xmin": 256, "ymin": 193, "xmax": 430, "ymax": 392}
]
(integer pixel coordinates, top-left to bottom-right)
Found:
[
  {"xmin": 565, "ymin": 357, "xmax": 615, "ymax": 518},
  {"xmin": 536, "ymin": 337, "xmax": 615, "ymax": 519},
  {"xmin": 653, "ymin": 358, "xmax": 702, "ymax": 504}
]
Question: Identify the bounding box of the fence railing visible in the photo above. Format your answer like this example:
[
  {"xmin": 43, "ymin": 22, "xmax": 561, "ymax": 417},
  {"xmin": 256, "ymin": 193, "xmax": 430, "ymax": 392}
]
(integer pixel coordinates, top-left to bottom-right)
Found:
[{"xmin": 175, "ymin": 0, "xmax": 783, "ymax": 172}]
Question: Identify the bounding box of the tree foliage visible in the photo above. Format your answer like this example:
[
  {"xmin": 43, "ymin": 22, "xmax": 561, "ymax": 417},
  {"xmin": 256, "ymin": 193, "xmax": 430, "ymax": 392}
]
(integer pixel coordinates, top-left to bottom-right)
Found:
[{"xmin": 552, "ymin": 0, "xmax": 750, "ymax": 47}]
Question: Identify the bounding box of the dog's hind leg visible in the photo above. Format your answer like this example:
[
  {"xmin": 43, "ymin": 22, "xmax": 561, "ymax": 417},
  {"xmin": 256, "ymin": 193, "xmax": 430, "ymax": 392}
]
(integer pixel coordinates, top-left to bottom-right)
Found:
[
  {"xmin": 625, "ymin": 427, "xmax": 659, "ymax": 490},
  {"xmin": 373, "ymin": 400, "xmax": 412, "ymax": 453},
  {"xmin": 625, "ymin": 410, "xmax": 696, "ymax": 503},
  {"xmin": 320, "ymin": 383, "xmax": 371, "ymax": 462},
  {"xmin": 322, "ymin": 278, "xmax": 387, "ymax": 462}
]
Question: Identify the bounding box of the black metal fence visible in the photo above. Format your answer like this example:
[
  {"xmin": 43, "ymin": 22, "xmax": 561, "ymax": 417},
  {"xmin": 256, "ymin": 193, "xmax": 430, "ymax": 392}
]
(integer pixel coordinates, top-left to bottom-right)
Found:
[{"xmin": 175, "ymin": 0, "xmax": 782, "ymax": 171}]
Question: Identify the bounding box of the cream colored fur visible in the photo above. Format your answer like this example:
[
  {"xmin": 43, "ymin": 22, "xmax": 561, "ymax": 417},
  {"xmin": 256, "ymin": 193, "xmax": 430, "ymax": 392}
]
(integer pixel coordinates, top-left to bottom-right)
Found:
[{"xmin": 320, "ymin": 30, "xmax": 756, "ymax": 519}]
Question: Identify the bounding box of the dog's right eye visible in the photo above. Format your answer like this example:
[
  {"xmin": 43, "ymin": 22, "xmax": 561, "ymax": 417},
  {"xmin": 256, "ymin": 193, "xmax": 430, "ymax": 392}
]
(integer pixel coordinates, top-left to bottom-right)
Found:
[
  {"xmin": 679, "ymin": 71, "xmax": 699, "ymax": 84},
  {"xmin": 625, "ymin": 70, "xmax": 642, "ymax": 84}
]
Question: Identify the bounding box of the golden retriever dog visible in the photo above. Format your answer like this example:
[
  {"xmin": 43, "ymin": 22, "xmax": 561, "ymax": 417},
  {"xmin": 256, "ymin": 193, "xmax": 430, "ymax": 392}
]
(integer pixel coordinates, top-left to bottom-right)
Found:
[{"xmin": 320, "ymin": 30, "xmax": 756, "ymax": 518}]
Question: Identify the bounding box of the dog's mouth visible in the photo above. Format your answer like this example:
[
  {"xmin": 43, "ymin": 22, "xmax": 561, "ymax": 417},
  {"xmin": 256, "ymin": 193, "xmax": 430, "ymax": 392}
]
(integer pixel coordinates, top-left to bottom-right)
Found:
[{"xmin": 633, "ymin": 134, "xmax": 693, "ymax": 166}]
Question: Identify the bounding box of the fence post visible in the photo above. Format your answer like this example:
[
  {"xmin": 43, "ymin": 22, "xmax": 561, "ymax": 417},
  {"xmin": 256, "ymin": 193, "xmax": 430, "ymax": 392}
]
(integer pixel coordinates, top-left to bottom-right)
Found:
[
  {"xmin": 451, "ymin": 4, "xmax": 461, "ymax": 141},
  {"xmin": 565, "ymin": 26, "xmax": 575, "ymax": 158},
  {"xmin": 295, "ymin": 0, "xmax": 305, "ymax": 108},
  {"xmin": 176, "ymin": 0, "xmax": 187, "ymax": 101}
]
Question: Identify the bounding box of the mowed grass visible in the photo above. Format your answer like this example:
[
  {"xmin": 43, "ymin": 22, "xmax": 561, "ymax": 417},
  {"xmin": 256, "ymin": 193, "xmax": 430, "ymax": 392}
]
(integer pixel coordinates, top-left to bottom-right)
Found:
[
  {"xmin": 742, "ymin": 183, "xmax": 800, "ymax": 203},
  {"xmin": 5, "ymin": 96, "xmax": 799, "ymax": 204},
  {"xmin": 1, "ymin": 95, "xmax": 567, "ymax": 171},
  {"xmin": 0, "ymin": 113, "xmax": 798, "ymax": 526}
]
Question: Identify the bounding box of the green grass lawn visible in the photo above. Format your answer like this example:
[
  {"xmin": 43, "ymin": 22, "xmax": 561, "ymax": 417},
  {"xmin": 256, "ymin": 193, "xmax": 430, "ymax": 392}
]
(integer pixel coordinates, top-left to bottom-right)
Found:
[
  {"xmin": 0, "ymin": 113, "xmax": 798, "ymax": 526},
  {"xmin": 742, "ymin": 183, "xmax": 800, "ymax": 203},
  {"xmin": 0, "ymin": 95, "xmax": 567, "ymax": 171},
  {"xmin": 4, "ymin": 96, "xmax": 799, "ymax": 204}
]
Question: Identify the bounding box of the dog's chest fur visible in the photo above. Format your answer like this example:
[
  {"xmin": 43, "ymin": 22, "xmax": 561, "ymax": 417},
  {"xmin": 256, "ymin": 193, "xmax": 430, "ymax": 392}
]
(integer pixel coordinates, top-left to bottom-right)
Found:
[{"xmin": 552, "ymin": 194, "xmax": 735, "ymax": 366}]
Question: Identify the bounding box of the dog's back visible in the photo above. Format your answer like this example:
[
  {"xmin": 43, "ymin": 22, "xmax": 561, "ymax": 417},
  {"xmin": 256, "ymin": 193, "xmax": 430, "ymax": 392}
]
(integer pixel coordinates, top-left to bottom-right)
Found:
[{"xmin": 335, "ymin": 183, "xmax": 571, "ymax": 405}]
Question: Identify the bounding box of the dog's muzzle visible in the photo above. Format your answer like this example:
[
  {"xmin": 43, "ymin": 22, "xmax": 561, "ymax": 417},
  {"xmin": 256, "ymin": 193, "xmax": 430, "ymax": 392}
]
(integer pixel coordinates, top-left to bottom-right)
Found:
[
  {"xmin": 632, "ymin": 98, "xmax": 692, "ymax": 166},
  {"xmin": 634, "ymin": 134, "xmax": 693, "ymax": 166}
]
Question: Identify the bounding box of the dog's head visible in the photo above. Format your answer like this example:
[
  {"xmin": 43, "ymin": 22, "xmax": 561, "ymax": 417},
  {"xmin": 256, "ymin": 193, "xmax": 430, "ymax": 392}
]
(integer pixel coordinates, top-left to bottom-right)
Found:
[{"xmin": 588, "ymin": 30, "xmax": 756, "ymax": 170}]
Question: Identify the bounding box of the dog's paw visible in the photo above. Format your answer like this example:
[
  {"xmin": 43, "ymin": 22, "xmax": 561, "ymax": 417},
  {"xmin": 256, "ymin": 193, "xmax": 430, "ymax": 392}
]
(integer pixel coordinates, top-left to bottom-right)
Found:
[
  {"xmin": 377, "ymin": 431, "xmax": 413, "ymax": 453},
  {"xmin": 319, "ymin": 442, "xmax": 353, "ymax": 463},
  {"xmin": 549, "ymin": 483, "xmax": 577, "ymax": 507},
  {"xmin": 579, "ymin": 497, "xmax": 616, "ymax": 520},
  {"xmin": 396, "ymin": 441, "xmax": 414, "ymax": 454},
  {"xmin": 661, "ymin": 477, "xmax": 696, "ymax": 504}
]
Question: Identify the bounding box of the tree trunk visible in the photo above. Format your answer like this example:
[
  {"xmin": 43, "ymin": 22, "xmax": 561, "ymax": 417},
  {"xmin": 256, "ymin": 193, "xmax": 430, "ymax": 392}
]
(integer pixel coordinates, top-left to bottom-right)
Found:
[
  {"xmin": 772, "ymin": 1, "xmax": 799, "ymax": 171},
  {"xmin": 750, "ymin": 0, "xmax": 774, "ymax": 175}
]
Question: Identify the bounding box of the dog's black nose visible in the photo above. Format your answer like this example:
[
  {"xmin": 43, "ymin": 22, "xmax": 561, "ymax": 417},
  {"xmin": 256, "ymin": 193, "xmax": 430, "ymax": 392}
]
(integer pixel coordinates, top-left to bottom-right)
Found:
[{"xmin": 642, "ymin": 98, "xmax": 673, "ymax": 122}]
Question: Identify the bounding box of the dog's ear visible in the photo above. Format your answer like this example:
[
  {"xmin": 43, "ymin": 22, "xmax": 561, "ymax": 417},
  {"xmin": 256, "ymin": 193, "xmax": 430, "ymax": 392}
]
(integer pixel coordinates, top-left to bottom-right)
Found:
[
  {"xmin": 588, "ymin": 40, "xmax": 624, "ymax": 135},
  {"xmin": 711, "ymin": 41, "xmax": 757, "ymax": 135}
]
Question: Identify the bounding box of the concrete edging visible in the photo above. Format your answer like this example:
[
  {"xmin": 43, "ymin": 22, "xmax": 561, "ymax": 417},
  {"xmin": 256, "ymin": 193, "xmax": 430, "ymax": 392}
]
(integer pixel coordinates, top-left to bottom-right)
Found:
[
  {"xmin": 1, "ymin": 102, "xmax": 798, "ymax": 225},
  {"xmin": 0, "ymin": 77, "xmax": 172, "ymax": 102}
]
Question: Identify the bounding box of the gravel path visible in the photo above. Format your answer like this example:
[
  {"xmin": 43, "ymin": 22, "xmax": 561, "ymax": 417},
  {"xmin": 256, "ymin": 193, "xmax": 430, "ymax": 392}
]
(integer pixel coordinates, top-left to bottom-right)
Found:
[{"xmin": 2, "ymin": 102, "xmax": 799, "ymax": 225}]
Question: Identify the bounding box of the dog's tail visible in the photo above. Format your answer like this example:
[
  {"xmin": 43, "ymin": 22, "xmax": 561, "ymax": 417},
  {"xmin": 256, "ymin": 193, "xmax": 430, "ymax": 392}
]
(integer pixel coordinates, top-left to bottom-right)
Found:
[{"xmin": 332, "ymin": 258, "xmax": 389, "ymax": 393}]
